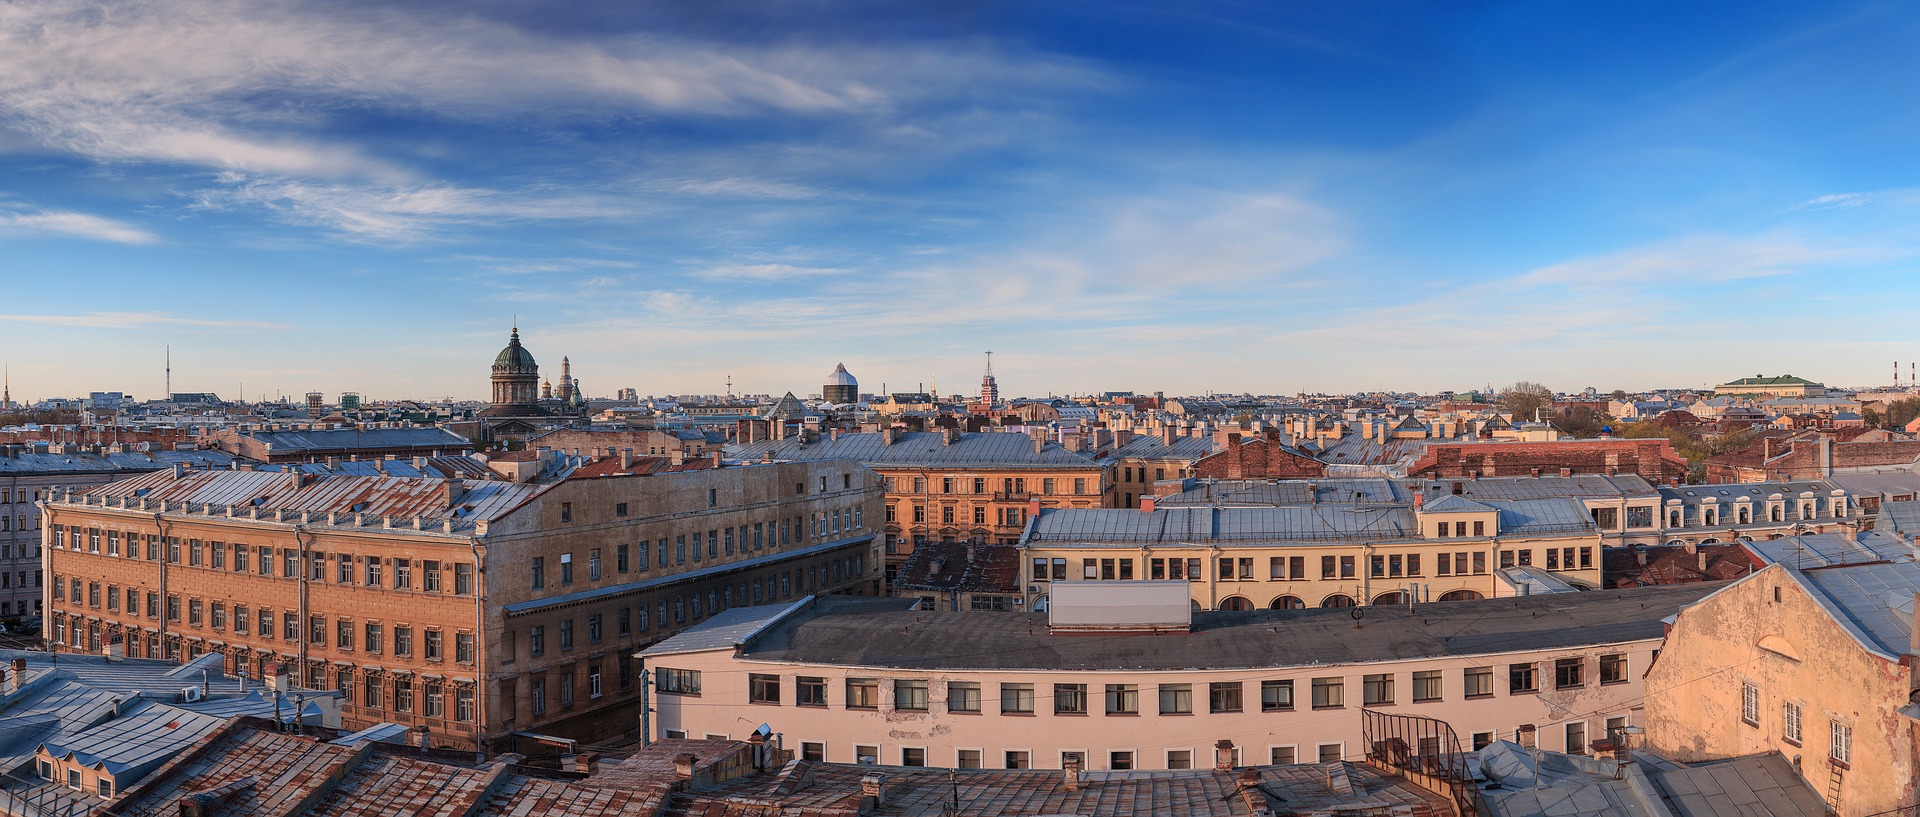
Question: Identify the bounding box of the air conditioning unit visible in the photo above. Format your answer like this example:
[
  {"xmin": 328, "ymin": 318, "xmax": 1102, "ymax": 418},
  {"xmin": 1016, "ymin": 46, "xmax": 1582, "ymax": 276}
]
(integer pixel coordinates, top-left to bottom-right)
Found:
[{"xmin": 179, "ymin": 687, "xmax": 203, "ymax": 703}]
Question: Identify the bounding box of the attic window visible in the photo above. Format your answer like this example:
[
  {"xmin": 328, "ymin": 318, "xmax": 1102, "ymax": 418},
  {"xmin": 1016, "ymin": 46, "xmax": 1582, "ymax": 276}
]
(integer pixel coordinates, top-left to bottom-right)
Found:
[
  {"xmin": 350, "ymin": 502, "xmax": 369, "ymax": 513},
  {"xmin": 1684, "ymin": 491, "xmax": 1696, "ymax": 497},
  {"xmin": 251, "ymin": 496, "xmax": 269, "ymax": 506}
]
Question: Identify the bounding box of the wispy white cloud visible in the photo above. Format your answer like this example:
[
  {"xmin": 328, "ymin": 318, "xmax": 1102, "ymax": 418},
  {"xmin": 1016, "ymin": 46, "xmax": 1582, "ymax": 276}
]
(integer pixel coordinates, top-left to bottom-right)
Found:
[
  {"xmin": 0, "ymin": 312, "xmax": 290, "ymax": 330},
  {"xmin": 1515, "ymin": 231, "xmax": 1898, "ymax": 288},
  {"xmin": 693, "ymin": 262, "xmax": 850, "ymax": 281},
  {"xmin": 0, "ymin": 207, "xmax": 156, "ymax": 244},
  {"xmin": 187, "ymin": 175, "xmax": 633, "ymax": 242}
]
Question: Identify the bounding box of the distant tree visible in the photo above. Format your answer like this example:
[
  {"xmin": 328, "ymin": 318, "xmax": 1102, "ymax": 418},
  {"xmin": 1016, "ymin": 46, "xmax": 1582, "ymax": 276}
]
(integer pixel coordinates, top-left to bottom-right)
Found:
[
  {"xmin": 1610, "ymin": 389, "xmax": 1628, "ymax": 401},
  {"xmin": 1864, "ymin": 407, "xmax": 1885, "ymax": 426},
  {"xmin": 1883, "ymin": 398, "xmax": 1920, "ymax": 429},
  {"xmin": 1499, "ymin": 381, "xmax": 1554, "ymax": 422},
  {"xmin": 1552, "ymin": 407, "xmax": 1612, "ymax": 438}
]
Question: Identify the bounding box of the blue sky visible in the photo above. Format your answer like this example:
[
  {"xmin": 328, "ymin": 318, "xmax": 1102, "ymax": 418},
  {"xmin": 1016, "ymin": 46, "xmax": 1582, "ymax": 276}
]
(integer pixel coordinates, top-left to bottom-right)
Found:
[{"xmin": 3, "ymin": 1, "xmax": 1918, "ymax": 402}]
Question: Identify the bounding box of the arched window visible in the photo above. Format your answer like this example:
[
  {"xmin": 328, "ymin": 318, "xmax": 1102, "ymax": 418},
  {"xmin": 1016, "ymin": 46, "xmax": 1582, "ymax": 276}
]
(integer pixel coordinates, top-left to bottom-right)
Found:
[
  {"xmin": 1372, "ymin": 591, "xmax": 1408, "ymax": 606},
  {"xmin": 1437, "ymin": 589, "xmax": 1484, "ymax": 602},
  {"xmin": 1771, "ymin": 506, "xmax": 1783, "ymax": 522},
  {"xmin": 1320, "ymin": 594, "xmax": 1356, "ymax": 608},
  {"xmin": 1269, "ymin": 595, "xmax": 1305, "ymax": 610},
  {"xmin": 1218, "ymin": 596, "xmax": 1254, "ymax": 612},
  {"xmin": 1738, "ymin": 507, "xmax": 1750, "ymax": 524},
  {"xmin": 1670, "ymin": 511, "xmax": 1682, "ymax": 527}
]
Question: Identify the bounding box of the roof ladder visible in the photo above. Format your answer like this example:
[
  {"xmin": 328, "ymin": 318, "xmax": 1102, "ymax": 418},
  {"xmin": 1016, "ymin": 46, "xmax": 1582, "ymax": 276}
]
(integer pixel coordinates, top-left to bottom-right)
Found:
[{"xmin": 1825, "ymin": 766, "xmax": 1842, "ymax": 811}]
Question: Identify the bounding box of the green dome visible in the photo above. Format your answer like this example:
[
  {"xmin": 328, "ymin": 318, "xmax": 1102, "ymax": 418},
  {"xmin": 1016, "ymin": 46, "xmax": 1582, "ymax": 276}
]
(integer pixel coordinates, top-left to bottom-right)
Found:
[{"xmin": 493, "ymin": 330, "xmax": 537, "ymax": 370}]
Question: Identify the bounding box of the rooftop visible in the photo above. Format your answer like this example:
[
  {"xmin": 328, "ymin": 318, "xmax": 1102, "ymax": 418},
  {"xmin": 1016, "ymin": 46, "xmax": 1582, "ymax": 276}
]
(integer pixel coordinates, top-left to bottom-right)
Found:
[
  {"xmin": 1025, "ymin": 499, "xmax": 1596, "ymax": 545},
  {"xmin": 644, "ymin": 584, "xmax": 1718, "ymax": 671},
  {"xmin": 224, "ymin": 426, "xmax": 471, "ymax": 452},
  {"xmin": 728, "ymin": 431, "xmax": 1100, "ymax": 470}
]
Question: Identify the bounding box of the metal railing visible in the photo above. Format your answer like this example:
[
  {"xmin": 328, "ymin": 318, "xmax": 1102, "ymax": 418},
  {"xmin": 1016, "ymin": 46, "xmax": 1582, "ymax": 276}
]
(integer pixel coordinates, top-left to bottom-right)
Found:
[{"xmin": 1361, "ymin": 707, "xmax": 1478, "ymax": 816}]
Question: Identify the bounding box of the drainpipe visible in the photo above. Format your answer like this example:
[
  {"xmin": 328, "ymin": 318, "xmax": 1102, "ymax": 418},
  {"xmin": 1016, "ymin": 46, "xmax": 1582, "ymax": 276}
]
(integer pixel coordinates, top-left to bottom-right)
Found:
[
  {"xmin": 1360, "ymin": 542, "xmax": 1373, "ymax": 603},
  {"xmin": 469, "ymin": 535, "xmax": 488, "ymax": 759},
  {"xmin": 153, "ymin": 513, "xmax": 170, "ymax": 655},
  {"xmin": 293, "ymin": 525, "xmax": 313, "ymax": 688}
]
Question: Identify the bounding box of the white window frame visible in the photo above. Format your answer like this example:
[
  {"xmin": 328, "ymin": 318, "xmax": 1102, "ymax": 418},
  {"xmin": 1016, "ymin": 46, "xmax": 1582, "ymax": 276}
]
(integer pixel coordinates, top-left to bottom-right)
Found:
[
  {"xmin": 1267, "ymin": 744, "xmax": 1298, "ymax": 766},
  {"xmin": 1829, "ymin": 720, "xmax": 1851, "ymax": 764},
  {"xmin": 1741, "ymin": 682, "xmax": 1760, "ymax": 726},
  {"xmin": 1316, "ymin": 742, "xmax": 1346, "ymax": 764},
  {"xmin": 1783, "ymin": 701, "xmax": 1802, "ymax": 743}
]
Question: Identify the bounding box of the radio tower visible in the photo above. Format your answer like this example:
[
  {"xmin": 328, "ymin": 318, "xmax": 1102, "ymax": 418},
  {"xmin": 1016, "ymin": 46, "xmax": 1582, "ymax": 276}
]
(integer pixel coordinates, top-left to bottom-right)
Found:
[{"xmin": 165, "ymin": 346, "xmax": 171, "ymax": 399}]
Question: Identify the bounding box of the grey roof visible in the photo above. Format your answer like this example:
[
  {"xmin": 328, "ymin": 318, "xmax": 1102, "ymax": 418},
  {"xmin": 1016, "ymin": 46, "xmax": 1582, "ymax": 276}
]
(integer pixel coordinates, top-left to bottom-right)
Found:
[
  {"xmin": 1102, "ymin": 434, "xmax": 1218, "ymax": 463},
  {"xmin": 0, "ymin": 449, "xmax": 237, "ymax": 476},
  {"xmin": 641, "ymin": 596, "xmax": 836, "ymax": 658},
  {"xmin": 40, "ymin": 700, "xmax": 225, "ymax": 777},
  {"xmin": 1157, "ymin": 478, "xmax": 1402, "ymax": 507},
  {"xmin": 1792, "ymin": 560, "xmax": 1920, "ymax": 659},
  {"xmin": 1026, "ymin": 499, "xmax": 1594, "ymax": 545},
  {"xmin": 728, "ymin": 431, "xmax": 1100, "ymax": 469},
  {"xmin": 1409, "ymin": 474, "xmax": 1659, "ymax": 502},
  {"xmin": 1494, "ymin": 566, "xmax": 1580, "ymax": 595},
  {"xmin": 649, "ymin": 584, "xmax": 1719, "ymax": 672},
  {"xmin": 237, "ymin": 426, "xmax": 470, "ymax": 452},
  {"xmin": 1883, "ymin": 501, "xmax": 1920, "ymax": 537},
  {"xmin": 1475, "ymin": 742, "xmax": 1828, "ymax": 817},
  {"xmin": 1830, "ymin": 470, "xmax": 1920, "ymax": 497},
  {"xmin": 1420, "ymin": 494, "xmax": 1494, "ymax": 514},
  {"xmin": 1657, "ymin": 480, "xmax": 1841, "ymax": 504},
  {"xmin": 503, "ymin": 534, "xmax": 874, "ymax": 615},
  {"xmin": 1743, "ymin": 531, "xmax": 1913, "ymax": 568}
]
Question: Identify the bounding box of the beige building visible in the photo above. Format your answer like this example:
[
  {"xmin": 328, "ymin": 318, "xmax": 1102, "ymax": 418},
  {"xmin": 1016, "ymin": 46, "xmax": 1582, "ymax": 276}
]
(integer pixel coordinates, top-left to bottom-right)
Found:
[
  {"xmin": 1642, "ymin": 560, "xmax": 1920, "ymax": 816},
  {"xmin": 1018, "ymin": 495, "xmax": 1606, "ymax": 612},
  {"xmin": 640, "ymin": 584, "xmax": 1715, "ymax": 772},
  {"xmin": 42, "ymin": 455, "xmax": 884, "ymax": 752},
  {"xmin": 728, "ymin": 429, "xmax": 1109, "ymax": 581}
]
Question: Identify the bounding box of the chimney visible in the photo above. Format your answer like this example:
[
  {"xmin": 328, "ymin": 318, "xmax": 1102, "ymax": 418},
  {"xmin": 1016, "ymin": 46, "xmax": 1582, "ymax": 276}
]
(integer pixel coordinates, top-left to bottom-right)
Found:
[
  {"xmin": 1412, "ymin": 492, "xmax": 1423, "ymax": 510},
  {"xmin": 172, "ymin": 462, "xmax": 186, "ymax": 479},
  {"xmin": 1062, "ymin": 757, "xmax": 1082, "ymax": 791},
  {"xmin": 1635, "ymin": 547, "xmax": 1648, "ymax": 566},
  {"xmin": 1028, "ymin": 497, "xmax": 1042, "ymax": 519},
  {"xmin": 830, "ymin": 428, "xmax": 842, "ymax": 442},
  {"xmin": 1032, "ymin": 433, "xmax": 1045, "ymax": 455},
  {"xmin": 1161, "ymin": 426, "xmax": 1175, "ymax": 446},
  {"xmin": 621, "ymin": 448, "xmax": 634, "ymax": 469},
  {"xmin": 671, "ymin": 449, "xmax": 686, "ymax": 466},
  {"xmin": 103, "ymin": 635, "xmax": 124, "ymax": 662},
  {"xmin": 673, "ymin": 753, "xmax": 699, "ymax": 779},
  {"xmin": 10, "ymin": 658, "xmax": 24, "ymax": 694},
  {"xmin": 325, "ymin": 456, "xmax": 339, "ymax": 470},
  {"xmin": 861, "ymin": 773, "xmax": 889, "ymax": 805},
  {"xmin": 1140, "ymin": 495, "xmax": 1156, "ymax": 513},
  {"xmin": 710, "ymin": 450, "xmax": 723, "ymax": 468},
  {"xmin": 1697, "ymin": 550, "xmax": 1709, "ymax": 573},
  {"xmin": 1214, "ymin": 739, "xmax": 1236, "ymax": 771},
  {"xmin": 1684, "ymin": 540, "xmax": 1697, "ymax": 555},
  {"xmin": 267, "ymin": 662, "xmax": 290, "ymax": 693}
]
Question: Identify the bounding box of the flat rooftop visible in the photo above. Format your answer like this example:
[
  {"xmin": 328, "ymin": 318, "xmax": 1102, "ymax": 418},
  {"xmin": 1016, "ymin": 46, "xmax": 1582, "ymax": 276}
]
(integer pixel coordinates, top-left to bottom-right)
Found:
[{"xmin": 647, "ymin": 583, "xmax": 1720, "ymax": 672}]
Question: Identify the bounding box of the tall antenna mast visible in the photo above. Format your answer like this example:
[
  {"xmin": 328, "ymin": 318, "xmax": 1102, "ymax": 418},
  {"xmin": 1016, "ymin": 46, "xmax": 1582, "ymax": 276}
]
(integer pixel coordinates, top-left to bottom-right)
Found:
[{"xmin": 165, "ymin": 346, "xmax": 171, "ymax": 398}]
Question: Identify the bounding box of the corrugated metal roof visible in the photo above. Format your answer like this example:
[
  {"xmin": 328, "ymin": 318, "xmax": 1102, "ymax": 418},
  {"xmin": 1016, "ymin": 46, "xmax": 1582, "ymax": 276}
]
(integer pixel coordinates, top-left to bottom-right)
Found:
[
  {"xmin": 74, "ymin": 470, "xmax": 545, "ymax": 524},
  {"xmin": 1159, "ymin": 478, "xmax": 1402, "ymax": 506},
  {"xmin": 640, "ymin": 596, "xmax": 840, "ymax": 658},
  {"xmin": 0, "ymin": 449, "xmax": 237, "ymax": 475},
  {"xmin": 1028, "ymin": 498, "xmax": 1593, "ymax": 544},
  {"xmin": 1744, "ymin": 531, "xmax": 1911, "ymax": 568},
  {"xmin": 236, "ymin": 426, "xmax": 470, "ymax": 452}
]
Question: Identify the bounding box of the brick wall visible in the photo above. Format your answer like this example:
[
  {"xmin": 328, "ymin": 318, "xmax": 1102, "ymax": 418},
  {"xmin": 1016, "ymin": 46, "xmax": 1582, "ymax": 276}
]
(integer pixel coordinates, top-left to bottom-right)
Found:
[{"xmin": 1406, "ymin": 439, "xmax": 1687, "ymax": 483}]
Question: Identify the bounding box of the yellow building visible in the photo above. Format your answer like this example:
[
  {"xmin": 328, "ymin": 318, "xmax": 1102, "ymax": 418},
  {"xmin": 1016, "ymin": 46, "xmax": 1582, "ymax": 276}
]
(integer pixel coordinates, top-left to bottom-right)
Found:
[{"xmin": 1019, "ymin": 495, "xmax": 1604, "ymax": 612}]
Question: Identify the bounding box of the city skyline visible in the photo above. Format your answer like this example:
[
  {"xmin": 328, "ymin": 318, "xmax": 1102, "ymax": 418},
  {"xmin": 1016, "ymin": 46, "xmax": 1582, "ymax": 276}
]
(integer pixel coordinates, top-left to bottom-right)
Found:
[{"xmin": 5, "ymin": 1, "xmax": 1920, "ymax": 399}]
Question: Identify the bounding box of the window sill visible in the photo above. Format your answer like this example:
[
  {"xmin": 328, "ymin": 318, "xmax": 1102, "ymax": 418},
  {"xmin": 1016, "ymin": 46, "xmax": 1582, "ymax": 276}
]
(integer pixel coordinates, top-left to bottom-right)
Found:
[
  {"xmin": 1159, "ymin": 712, "xmax": 1194, "ymax": 717},
  {"xmin": 1413, "ymin": 698, "xmax": 1442, "ymax": 704},
  {"xmin": 1000, "ymin": 711, "xmax": 1036, "ymax": 717},
  {"xmin": 1600, "ymin": 679, "xmax": 1627, "ymax": 686},
  {"xmin": 1782, "ymin": 737, "xmax": 1801, "ymax": 748},
  {"xmin": 1741, "ymin": 718, "xmax": 1759, "ymax": 728},
  {"xmin": 1464, "ymin": 693, "xmax": 1495, "ymax": 700},
  {"xmin": 1312, "ymin": 706, "xmax": 1344, "ymax": 711},
  {"xmin": 946, "ymin": 710, "xmax": 981, "ymax": 715},
  {"xmin": 1261, "ymin": 707, "xmax": 1295, "ymax": 714},
  {"xmin": 1105, "ymin": 712, "xmax": 1140, "ymax": 717}
]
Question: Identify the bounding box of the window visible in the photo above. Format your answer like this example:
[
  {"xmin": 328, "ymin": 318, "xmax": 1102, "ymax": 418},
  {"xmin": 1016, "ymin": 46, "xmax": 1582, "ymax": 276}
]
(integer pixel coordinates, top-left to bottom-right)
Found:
[
  {"xmin": 1106, "ymin": 684, "xmax": 1139, "ymax": 715},
  {"xmin": 424, "ymin": 561, "xmax": 442, "ymax": 591},
  {"xmin": 1600, "ymin": 653, "xmax": 1626, "ymax": 684},
  {"xmin": 1157, "ymin": 684, "xmax": 1192, "ymax": 715},
  {"xmin": 657, "ymin": 668, "xmax": 702, "ymax": 694},
  {"xmin": 1464, "ymin": 666, "xmax": 1494, "ymax": 698},
  {"xmin": 846, "ymin": 678, "xmax": 879, "ymax": 709},
  {"xmin": 394, "ymin": 626, "xmax": 413, "ymax": 656},
  {"xmin": 947, "ymin": 681, "xmax": 981, "ymax": 713},
  {"xmin": 1830, "ymin": 720, "xmax": 1851, "ymax": 764},
  {"xmin": 1363, "ymin": 674, "xmax": 1394, "ymax": 705},
  {"xmin": 456, "ymin": 632, "xmax": 475, "ymax": 663},
  {"xmin": 557, "ymin": 620, "xmax": 573, "ymax": 651},
  {"xmin": 901, "ymin": 747, "xmax": 926, "ymax": 767},
  {"xmin": 616, "ymin": 544, "xmax": 630, "ymax": 573},
  {"xmin": 560, "ymin": 553, "xmax": 574, "ymax": 586},
  {"xmin": 1318, "ymin": 743, "xmax": 1344, "ymax": 763},
  {"xmin": 1566, "ymin": 721, "xmax": 1587, "ymax": 754},
  {"xmin": 1108, "ymin": 751, "xmax": 1133, "ymax": 770},
  {"xmin": 1510, "ymin": 663, "xmax": 1538, "ymax": 693},
  {"xmin": 1312, "ymin": 677, "xmax": 1344, "ymax": 708},
  {"xmin": 1554, "ymin": 658, "xmax": 1584, "ymax": 689},
  {"xmin": 1413, "ymin": 670, "xmax": 1442, "ymax": 702},
  {"xmin": 1004, "ymin": 750, "xmax": 1030, "ymax": 769},
  {"xmin": 528, "ymin": 626, "xmax": 545, "ymax": 657},
  {"xmin": 1741, "ymin": 682, "xmax": 1761, "ymax": 726},
  {"xmin": 1261, "ymin": 680, "xmax": 1294, "ymax": 711},
  {"xmin": 1783, "ymin": 701, "xmax": 1802, "ymax": 744},
  {"xmin": 1209, "ymin": 682, "xmax": 1243, "ymax": 713},
  {"xmin": 801, "ymin": 742, "xmax": 825, "ymax": 762},
  {"xmin": 749, "ymin": 674, "xmax": 781, "ymax": 704},
  {"xmin": 1055, "ymin": 683, "xmax": 1088, "ymax": 715},
  {"xmin": 1000, "ymin": 683, "xmax": 1034, "ymax": 714},
  {"xmin": 424, "ymin": 629, "xmax": 443, "ymax": 660},
  {"xmin": 455, "ymin": 563, "xmax": 473, "ymax": 595},
  {"xmin": 364, "ymin": 623, "xmax": 381, "ymax": 653},
  {"xmin": 895, "ymin": 679, "xmax": 929, "ymax": 711},
  {"xmin": 797, "ymin": 676, "xmax": 827, "ymax": 706}
]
